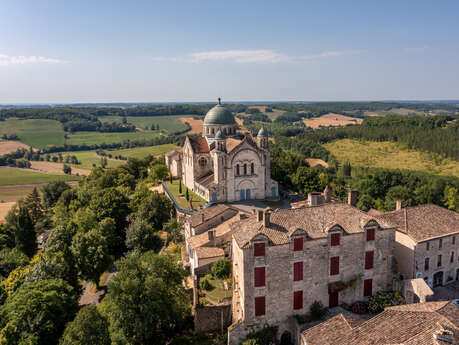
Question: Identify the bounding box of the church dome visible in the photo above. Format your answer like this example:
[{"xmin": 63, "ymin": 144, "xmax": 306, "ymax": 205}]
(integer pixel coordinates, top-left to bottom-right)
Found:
[
  {"xmin": 204, "ymin": 99, "xmax": 236, "ymax": 125},
  {"xmin": 257, "ymin": 127, "xmax": 268, "ymax": 138}
]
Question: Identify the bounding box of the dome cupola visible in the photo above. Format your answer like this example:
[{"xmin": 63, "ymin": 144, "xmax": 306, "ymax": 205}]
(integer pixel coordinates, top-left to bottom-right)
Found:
[{"xmin": 203, "ymin": 98, "xmax": 236, "ymax": 125}]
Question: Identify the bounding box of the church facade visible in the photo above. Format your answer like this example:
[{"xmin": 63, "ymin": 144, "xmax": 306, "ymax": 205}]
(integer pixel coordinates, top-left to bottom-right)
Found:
[{"xmin": 166, "ymin": 100, "xmax": 278, "ymax": 203}]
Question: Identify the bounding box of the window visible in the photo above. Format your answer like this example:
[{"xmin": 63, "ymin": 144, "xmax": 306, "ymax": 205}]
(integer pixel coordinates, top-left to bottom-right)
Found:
[
  {"xmin": 330, "ymin": 233, "xmax": 340, "ymax": 246},
  {"xmin": 251, "ymin": 162, "xmax": 254, "ymax": 175},
  {"xmin": 255, "ymin": 296, "xmax": 265, "ymax": 316},
  {"xmin": 453, "ymin": 236, "xmax": 456, "ymax": 245},
  {"xmin": 293, "ymin": 291, "xmax": 303, "ymax": 310},
  {"xmin": 211, "ymin": 128, "xmax": 215, "ymax": 134},
  {"xmin": 426, "ymin": 241, "xmax": 430, "ymax": 251},
  {"xmin": 425, "ymin": 258, "xmax": 429, "ymax": 271},
  {"xmin": 330, "ymin": 256, "xmax": 339, "ymax": 275},
  {"xmin": 437, "ymin": 255, "xmax": 442, "ymax": 267},
  {"xmin": 363, "ymin": 279, "xmax": 373, "ymax": 297},
  {"xmin": 254, "ymin": 267, "xmax": 265, "ymax": 287},
  {"xmin": 293, "ymin": 262, "xmax": 303, "ymax": 281},
  {"xmin": 236, "ymin": 164, "xmax": 240, "ymax": 176},
  {"xmin": 451, "ymin": 252, "xmax": 454, "ymax": 263},
  {"xmin": 199, "ymin": 158, "xmax": 206, "ymax": 167},
  {"xmin": 365, "ymin": 251, "xmax": 374, "ymax": 269},
  {"xmin": 254, "ymin": 243, "xmax": 265, "ymax": 257},
  {"xmin": 293, "ymin": 238, "xmax": 303, "ymax": 251},
  {"xmin": 366, "ymin": 228, "xmax": 375, "ymax": 241},
  {"xmin": 439, "ymin": 238, "xmax": 443, "ymax": 249},
  {"xmin": 243, "ymin": 164, "xmax": 247, "ymax": 175}
]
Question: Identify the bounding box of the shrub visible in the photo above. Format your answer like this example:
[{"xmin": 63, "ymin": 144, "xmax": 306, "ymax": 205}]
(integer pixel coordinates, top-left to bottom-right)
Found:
[
  {"xmin": 204, "ymin": 273, "xmax": 213, "ymax": 281},
  {"xmin": 199, "ymin": 278, "xmax": 211, "ymax": 290},
  {"xmin": 309, "ymin": 300, "xmax": 326, "ymax": 320},
  {"xmin": 242, "ymin": 325, "xmax": 278, "ymax": 345},
  {"xmin": 351, "ymin": 301, "xmax": 368, "ymax": 314},
  {"xmin": 211, "ymin": 258, "xmax": 231, "ymax": 279},
  {"xmin": 368, "ymin": 290, "xmax": 404, "ymax": 314}
]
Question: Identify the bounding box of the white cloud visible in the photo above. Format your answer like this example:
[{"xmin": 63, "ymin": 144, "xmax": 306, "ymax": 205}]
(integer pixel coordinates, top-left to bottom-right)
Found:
[
  {"xmin": 0, "ymin": 54, "xmax": 68, "ymax": 66},
  {"xmin": 153, "ymin": 49, "xmax": 367, "ymax": 64}
]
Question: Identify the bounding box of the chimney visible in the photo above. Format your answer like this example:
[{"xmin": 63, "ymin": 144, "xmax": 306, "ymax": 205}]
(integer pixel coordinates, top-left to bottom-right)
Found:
[
  {"xmin": 208, "ymin": 230, "xmax": 216, "ymax": 246},
  {"xmin": 396, "ymin": 200, "xmax": 402, "ymax": 211},
  {"xmin": 257, "ymin": 210, "xmax": 263, "ymax": 222},
  {"xmin": 323, "ymin": 185, "xmax": 331, "ymax": 203},
  {"xmin": 433, "ymin": 329, "xmax": 453, "ymax": 344},
  {"xmin": 263, "ymin": 208, "xmax": 271, "ymax": 227},
  {"xmin": 347, "ymin": 189, "xmax": 358, "ymax": 206},
  {"xmin": 309, "ymin": 192, "xmax": 322, "ymax": 206}
]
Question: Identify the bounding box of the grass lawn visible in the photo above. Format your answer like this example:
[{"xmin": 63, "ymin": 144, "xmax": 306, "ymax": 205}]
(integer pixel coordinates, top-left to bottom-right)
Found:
[
  {"xmin": 0, "ymin": 167, "xmax": 80, "ymax": 186},
  {"xmin": 201, "ymin": 278, "xmax": 232, "ymax": 304},
  {"xmin": 324, "ymin": 139, "xmax": 459, "ymax": 177},
  {"xmin": 164, "ymin": 179, "xmax": 207, "ymax": 210},
  {"xmin": 107, "ymin": 144, "xmax": 180, "ymax": 159},
  {"xmin": 99, "ymin": 115, "xmax": 188, "ymax": 134},
  {"xmin": 0, "ymin": 119, "xmax": 65, "ymax": 149},
  {"xmin": 65, "ymin": 131, "xmax": 161, "ymax": 146}
]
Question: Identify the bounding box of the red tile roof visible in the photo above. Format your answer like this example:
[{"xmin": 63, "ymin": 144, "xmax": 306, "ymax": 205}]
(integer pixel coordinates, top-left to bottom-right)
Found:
[{"xmin": 189, "ymin": 136, "xmax": 210, "ymax": 153}]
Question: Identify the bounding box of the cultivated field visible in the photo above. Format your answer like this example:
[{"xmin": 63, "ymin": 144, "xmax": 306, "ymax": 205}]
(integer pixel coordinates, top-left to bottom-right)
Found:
[
  {"xmin": 0, "ymin": 140, "xmax": 31, "ymax": 155},
  {"xmin": 107, "ymin": 144, "xmax": 180, "ymax": 160},
  {"xmin": 65, "ymin": 131, "xmax": 161, "ymax": 146},
  {"xmin": 180, "ymin": 117, "xmax": 203, "ymax": 134},
  {"xmin": 305, "ymin": 158, "xmax": 329, "ymax": 168},
  {"xmin": 246, "ymin": 106, "xmax": 286, "ymax": 120},
  {"xmin": 0, "ymin": 202, "xmax": 15, "ymax": 223},
  {"xmin": 100, "ymin": 115, "xmax": 188, "ymax": 134},
  {"xmin": 0, "ymin": 167, "xmax": 81, "ymax": 186},
  {"xmin": 303, "ymin": 113, "xmax": 363, "ymax": 129},
  {"xmin": 0, "ymin": 119, "xmax": 65, "ymax": 149},
  {"xmin": 58, "ymin": 151, "xmax": 123, "ymax": 169},
  {"xmin": 30, "ymin": 161, "xmax": 90, "ymax": 176},
  {"xmin": 324, "ymin": 139, "xmax": 459, "ymax": 177}
]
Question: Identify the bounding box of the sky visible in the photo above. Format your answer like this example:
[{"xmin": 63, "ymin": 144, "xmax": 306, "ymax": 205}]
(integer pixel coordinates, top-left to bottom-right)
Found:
[{"xmin": 1, "ymin": 0, "xmax": 459, "ymax": 103}]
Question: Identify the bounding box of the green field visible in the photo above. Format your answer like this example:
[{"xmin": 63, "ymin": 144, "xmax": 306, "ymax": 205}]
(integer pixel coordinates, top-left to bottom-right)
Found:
[
  {"xmin": 107, "ymin": 144, "xmax": 180, "ymax": 159},
  {"xmin": 0, "ymin": 119, "xmax": 65, "ymax": 149},
  {"xmin": 58, "ymin": 150, "xmax": 123, "ymax": 169},
  {"xmin": 99, "ymin": 115, "xmax": 188, "ymax": 134},
  {"xmin": 65, "ymin": 131, "xmax": 162, "ymax": 146},
  {"xmin": 324, "ymin": 139, "xmax": 459, "ymax": 177},
  {"xmin": 164, "ymin": 179, "xmax": 207, "ymax": 210},
  {"xmin": 0, "ymin": 167, "xmax": 80, "ymax": 186}
]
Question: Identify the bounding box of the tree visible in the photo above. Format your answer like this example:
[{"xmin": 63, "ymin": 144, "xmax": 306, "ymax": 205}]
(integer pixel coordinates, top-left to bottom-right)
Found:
[
  {"xmin": 185, "ymin": 188, "xmax": 189, "ymax": 201},
  {"xmin": 290, "ymin": 166, "xmax": 324, "ymax": 195},
  {"xmin": 100, "ymin": 252, "xmax": 190, "ymax": 345},
  {"xmin": 59, "ymin": 305, "xmax": 110, "ymax": 345},
  {"xmin": 41, "ymin": 181, "xmax": 70, "ymax": 209},
  {"xmin": 211, "ymin": 258, "xmax": 231, "ymax": 279},
  {"xmin": 444, "ymin": 185, "xmax": 459, "ymax": 212},
  {"xmin": 0, "ymin": 279, "xmax": 78, "ymax": 345},
  {"xmin": 0, "ymin": 224, "xmax": 14, "ymax": 250},
  {"xmin": 126, "ymin": 217, "xmax": 163, "ymax": 253},
  {"xmin": 6, "ymin": 203, "xmax": 36, "ymax": 258},
  {"xmin": 150, "ymin": 163, "xmax": 169, "ymax": 182},
  {"xmin": 384, "ymin": 185, "xmax": 412, "ymax": 210},
  {"xmin": 179, "ymin": 179, "xmax": 182, "ymax": 194},
  {"xmin": 23, "ymin": 187, "xmax": 44, "ymax": 225},
  {"xmin": 163, "ymin": 218, "xmax": 183, "ymax": 244},
  {"xmin": 132, "ymin": 191, "xmax": 173, "ymax": 230},
  {"xmin": 63, "ymin": 164, "xmax": 72, "ymax": 175},
  {"xmin": 0, "ymin": 247, "xmax": 28, "ymax": 279},
  {"xmin": 356, "ymin": 194, "xmax": 375, "ymax": 212}
]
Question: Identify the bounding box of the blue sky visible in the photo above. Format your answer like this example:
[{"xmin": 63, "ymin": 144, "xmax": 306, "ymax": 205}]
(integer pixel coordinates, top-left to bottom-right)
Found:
[{"xmin": 1, "ymin": 0, "xmax": 458, "ymax": 103}]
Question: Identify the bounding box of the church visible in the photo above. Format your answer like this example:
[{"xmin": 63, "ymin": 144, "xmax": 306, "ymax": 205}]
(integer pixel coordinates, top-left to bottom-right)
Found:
[{"xmin": 166, "ymin": 99, "xmax": 278, "ymax": 203}]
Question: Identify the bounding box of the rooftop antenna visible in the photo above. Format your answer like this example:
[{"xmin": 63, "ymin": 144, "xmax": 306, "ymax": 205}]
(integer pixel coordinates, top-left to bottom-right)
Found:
[{"xmin": 218, "ymin": 97, "xmax": 221, "ymax": 105}]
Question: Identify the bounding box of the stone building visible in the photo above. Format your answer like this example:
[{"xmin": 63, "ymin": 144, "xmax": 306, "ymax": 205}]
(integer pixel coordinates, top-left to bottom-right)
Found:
[
  {"xmin": 166, "ymin": 99, "xmax": 278, "ymax": 202},
  {"xmin": 301, "ymin": 301, "xmax": 458, "ymax": 345},
  {"xmin": 228, "ymin": 201, "xmax": 396, "ymax": 344},
  {"xmin": 373, "ymin": 203, "xmax": 459, "ymax": 288}
]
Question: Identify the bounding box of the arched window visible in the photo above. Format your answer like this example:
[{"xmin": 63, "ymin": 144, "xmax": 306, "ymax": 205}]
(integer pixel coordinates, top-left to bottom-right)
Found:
[
  {"xmin": 251, "ymin": 163, "xmax": 254, "ymax": 175},
  {"xmin": 236, "ymin": 164, "xmax": 240, "ymax": 176},
  {"xmin": 243, "ymin": 164, "xmax": 247, "ymax": 175},
  {"xmin": 199, "ymin": 158, "xmax": 206, "ymax": 167},
  {"xmin": 211, "ymin": 128, "xmax": 215, "ymax": 135}
]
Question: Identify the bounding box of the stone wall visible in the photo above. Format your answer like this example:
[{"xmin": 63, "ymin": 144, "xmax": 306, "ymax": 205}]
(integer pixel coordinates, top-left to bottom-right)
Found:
[
  {"xmin": 394, "ymin": 231, "xmax": 415, "ymax": 279},
  {"xmin": 194, "ymin": 303, "xmax": 232, "ymax": 333}
]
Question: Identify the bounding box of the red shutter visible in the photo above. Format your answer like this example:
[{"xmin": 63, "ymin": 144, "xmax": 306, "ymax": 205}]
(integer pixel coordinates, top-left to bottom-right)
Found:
[
  {"xmin": 293, "ymin": 262, "xmax": 303, "ymax": 281},
  {"xmin": 330, "ymin": 233, "xmax": 340, "ymax": 246},
  {"xmin": 254, "ymin": 243, "xmax": 265, "ymax": 256},
  {"xmin": 294, "ymin": 238, "xmax": 303, "ymax": 251},
  {"xmin": 255, "ymin": 296, "xmax": 266, "ymax": 316},
  {"xmin": 330, "ymin": 256, "xmax": 339, "ymax": 275},
  {"xmin": 365, "ymin": 251, "xmax": 374, "ymax": 269},
  {"xmin": 329, "ymin": 291, "xmax": 339, "ymax": 308},
  {"xmin": 366, "ymin": 228, "xmax": 375, "ymax": 241},
  {"xmin": 254, "ymin": 267, "xmax": 265, "ymax": 287},
  {"xmin": 293, "ymin": 290, "xmax": 303, "ymax": 310},
  {"xmin": 363, "ymin": 279, "xmax": 373, "ymax": 297}
]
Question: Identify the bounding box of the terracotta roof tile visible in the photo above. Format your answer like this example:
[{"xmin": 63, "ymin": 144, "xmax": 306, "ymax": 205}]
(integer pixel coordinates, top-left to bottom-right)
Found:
[
  {"xmin": 194, "ymin": 246, "xmax": 224, "ymax": 260},
  {"xmin": 189, "ymin": 204, "xmax": 238, "ymax": 228},
  {"xmin": 188, "ymin": 136, "xmax": 210, "ymax": 153},
  {"xmin": 196, "ymin": 173, "xmax": 216, "ymax": 189},
  {"xmin": 225, "ymin": 138, "xmax": 242, "ymax": 152}
]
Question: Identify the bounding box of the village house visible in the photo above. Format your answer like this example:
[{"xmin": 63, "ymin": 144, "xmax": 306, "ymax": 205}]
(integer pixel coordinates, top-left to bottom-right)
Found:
[
  {"xmin": 228, "ymin": 197, "xmax": 396, "ymax": 344},
  {"xmin": 373, "ymin": 203, "xmax": 459, "ymax": 289},
  {"xmin": 301, "ymin": 301, "xmax": 458, "ymax": 345}
]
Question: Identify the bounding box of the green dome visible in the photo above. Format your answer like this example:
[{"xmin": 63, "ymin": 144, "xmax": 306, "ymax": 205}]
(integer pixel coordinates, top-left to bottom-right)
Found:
[
  {"xmin": 257, "ymin": 127, "xmax": 268, "ymax": 138},
  {"xmin": 204, "ymin": 104, "xmax": 236, "ymax": 125}
]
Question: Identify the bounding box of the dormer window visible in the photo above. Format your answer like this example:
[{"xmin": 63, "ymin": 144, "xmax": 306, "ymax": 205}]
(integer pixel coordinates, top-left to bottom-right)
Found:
[
  {"xmin": 330, "ymin": 233, "xmax": 340, "ymax": 246},
  {"xmin": 293, "ymin": 237, "xmax": 303, "ymax": 251}
]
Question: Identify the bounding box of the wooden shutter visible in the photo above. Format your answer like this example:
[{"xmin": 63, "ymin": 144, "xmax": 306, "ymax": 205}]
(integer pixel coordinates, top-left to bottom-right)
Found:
[
  {"xmin": 365, "ymin": 251, "xmax": 374, "ymax": 269},
  {"xmin": 366, "ymin": 228, "xmax": 375, "ymax": 241},
  {"xmin": 330, "ymin": 256, "xmax": 339, "ymax": 275},
  {"xmin": 293, "ymin": 262, "xmax": 303, "ymax": 281},
  {"xmin": 363, "ymin": 279, "xmax": 373, "ymax": 297},
  {"xmin": 330, "ymin": 233, "xmax": 340, "ymax": 246},
  {"xmin": 254, "ymin": 267, "xmax": 265, "ymax": 287},
  {"xmin": 294, "ymin": 237, "xmax": 303, "ymax": 251},
  {"xmin": 293, "ymin": 290, "xmax": 303, "ymax": 310},
  {"xmin": 255, "ymin": 296, "xmax": 265, "ymax": 316},
  {"xmin": 254, "ymin": 243, "xmax": 265, "ymax": 257},
  {"xmin": 329, "ymin": 291, "xmax": 339, "ymax": 308}
]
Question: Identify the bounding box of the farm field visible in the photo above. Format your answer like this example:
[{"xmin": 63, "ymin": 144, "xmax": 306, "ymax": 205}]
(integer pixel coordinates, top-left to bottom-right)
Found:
[
  {"xmin": 0, "ymin": 140, "xmax": 31, "ymax": 155},
  {"xmin": 303, "ymin": 113, "xmax": 363, "ymax": 129},
  {"xmin": 99, "ymin": 115, "xmax": 188, "ymax": 134},
  {"xmin": 324, "ymin": 139, "xmax": 459, "ymax": 177},
  {"xmin": 58, "ymin": 150, "xmax": 123, "ymax": 169},
  {"xmin": 246, "ymin": 105, "xmax": 286, "ymax": 120},
  {"xmin": 0, "ymin": 119, "xmax": 65, "ymax": 149},
  {"xmin": 0, "ymin": 167, "xmax": 81, "ymax": 186},
  {"xmin": 30, "ymin": 161, "xmax": 90, "ymax": 176},
  {"xmin": 180, "ymin": 117, "xmax": 203, "ymax": 134},
  {"xmin": 0, "ymin": 202, "xmax": 15, "ymax": 223},
  {"xmin": 65, "ymin": 131, "xmax": 161, "ymax": 146},
  {"xmin": 107, "ymin": 144, "xmax": 180, "ymax": 159}
]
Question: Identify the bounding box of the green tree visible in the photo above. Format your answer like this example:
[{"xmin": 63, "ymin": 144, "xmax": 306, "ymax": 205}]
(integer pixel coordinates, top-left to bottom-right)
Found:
[
  {"xmin": 444, "ymin": 185, "xmax": 459, "ymax": 212},
  {"xmin": 0, "ymin": 224, "xmax": 14, "ymax": 250},
  {"xmin": 22, "ymin": 188, "xmax": 44, "ymax": 225},
  {"xmin": 0, "ymin": 248, "xmax": 28, "ymax": 279},
  {"xmin": 185, "ymin": 188, "xmax": 189, "ymax": 201},
  {"xmin": 384, "ymin": 185, "xmax": 412, "ymax": 210},
  {"xmin": 356, "ymin": 194, "xmax": 375, "ymax": 212},
  {"xmin": 132, "ymin": 190, "xmax": 173, "ymax": 230},
  {"xmin": 63, "ymin": 164, "xmax": 72, "ymax": 175},
  {"xmin": 41, "ymin": 181, "xmax": 70, "ymax": 209},
  {"xmin": 6, "ymin": 204, "xmax": 36, "ymax": 258},
  {"xmin": 100, "ymin": 252, "xmax": 190, "ymax": 345},
  {"xmin": 290, "ymin": 166, "xmax": 324, "ymax": 195},
  {"xmin": 163, "ymin": 218, "xmax": 183, "ymax": 244},
  {"xmin": 150, "ymin": 164, "xmax": 169, "ymax": 182},
  {"xmin": 0, "ymin": 279, "xmax": 78, "ymax": 345},
  {"xmin": 126, "ymin": 217, "xmax": 163, "ymax": 253},
  {"xmin": 211, "ymin": 258, "xmax": 231, "ymax": 279},
  {"xmin": 179, "ymin": 180, "xmax": 182, "ymax": 194},
  {"xmin": 59, "ymin": 305, "xmax": 110, "ymax": 345}
]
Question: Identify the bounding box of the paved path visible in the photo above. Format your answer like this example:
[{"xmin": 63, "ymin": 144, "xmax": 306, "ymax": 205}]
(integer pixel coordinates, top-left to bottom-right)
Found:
[
  {"xmin": 429, "ymin": 280, "xmax": 459, "ymax": 301},
  {"xmin": 78, "ymin": 266, "xmax": 118, "ymax": 306}
]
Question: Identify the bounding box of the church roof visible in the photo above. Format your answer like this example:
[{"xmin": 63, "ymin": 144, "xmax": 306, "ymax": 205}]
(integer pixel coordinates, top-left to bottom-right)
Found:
[
  {"xmin": 188, "ymin": 136, "xmax": 210, "ymax": 153},
  {"xmin": 203, "ymin": 100, "xmax": 236, "ymax": 125}
]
